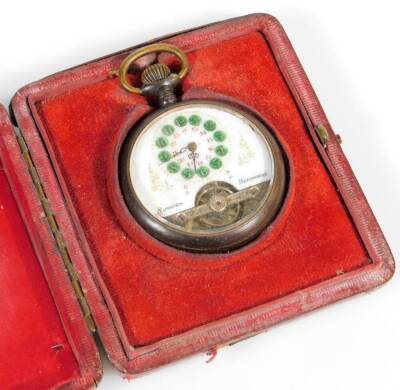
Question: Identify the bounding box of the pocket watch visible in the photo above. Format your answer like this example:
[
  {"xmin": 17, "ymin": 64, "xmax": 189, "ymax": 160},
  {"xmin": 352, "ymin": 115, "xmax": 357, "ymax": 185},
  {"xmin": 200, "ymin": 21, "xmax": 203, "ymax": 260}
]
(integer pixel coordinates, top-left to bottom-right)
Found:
[{"xmin": 117, "ymin": 44, "xmax": 286, "ymax": 253}]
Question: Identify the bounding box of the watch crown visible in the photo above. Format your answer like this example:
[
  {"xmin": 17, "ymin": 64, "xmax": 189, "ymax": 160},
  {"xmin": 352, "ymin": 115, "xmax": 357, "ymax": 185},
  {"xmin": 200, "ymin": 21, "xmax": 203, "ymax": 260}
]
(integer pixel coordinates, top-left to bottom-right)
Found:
[{"xmin": 141, "ymin": 63, "xmax": 171, "ymax": 84}]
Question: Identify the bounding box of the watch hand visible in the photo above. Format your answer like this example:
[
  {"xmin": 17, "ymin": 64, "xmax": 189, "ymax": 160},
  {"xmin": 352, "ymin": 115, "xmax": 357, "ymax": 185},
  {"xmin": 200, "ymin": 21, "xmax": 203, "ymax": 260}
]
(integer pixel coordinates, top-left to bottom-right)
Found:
[
  {"xmin": 159, "ymin": 146, "xmax": 187, "ymax": 164},
  {"xmin": 192, "ymin": 153, "xmax": 197, "ymax": 172},
  {"xmin": 172, "ymin": 147, "xmax": 187, "ymax": 158},
  {"xmin": 187, "ymin": 141, "xmax": 198, "ymax": 172}
]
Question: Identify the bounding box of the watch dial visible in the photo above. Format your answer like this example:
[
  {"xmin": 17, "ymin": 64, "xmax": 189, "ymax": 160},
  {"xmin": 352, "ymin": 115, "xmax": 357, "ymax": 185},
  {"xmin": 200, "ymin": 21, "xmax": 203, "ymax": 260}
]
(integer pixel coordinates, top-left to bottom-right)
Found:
[{"xmin": 120, "ymin": 101, "xmax": 285, "ymax": 252}]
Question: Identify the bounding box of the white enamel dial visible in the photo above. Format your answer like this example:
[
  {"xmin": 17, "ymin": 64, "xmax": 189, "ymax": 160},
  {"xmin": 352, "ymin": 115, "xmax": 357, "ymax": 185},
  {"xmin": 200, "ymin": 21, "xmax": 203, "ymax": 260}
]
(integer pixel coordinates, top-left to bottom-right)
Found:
[{"xmin": 129, "ymin": 104, "xmax": 274, "ymax": 219}]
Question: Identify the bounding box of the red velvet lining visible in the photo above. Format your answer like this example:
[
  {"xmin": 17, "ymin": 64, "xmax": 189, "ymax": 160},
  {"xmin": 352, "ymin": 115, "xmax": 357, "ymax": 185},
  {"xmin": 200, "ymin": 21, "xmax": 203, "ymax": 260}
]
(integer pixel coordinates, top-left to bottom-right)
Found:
[
  {"xmin": 35, "ymin": 31, "xmax": 369, "ymax": 347},
  {"xmin": 0, "ymin": 167, "xmax": 80, "ymax": 389}
]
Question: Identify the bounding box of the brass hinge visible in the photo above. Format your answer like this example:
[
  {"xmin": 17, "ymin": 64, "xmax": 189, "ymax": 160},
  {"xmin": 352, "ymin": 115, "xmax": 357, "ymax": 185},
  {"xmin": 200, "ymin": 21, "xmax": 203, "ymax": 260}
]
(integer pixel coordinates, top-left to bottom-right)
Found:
[
  {"xmin": 14, "ymin": 127, "xmax": 96, "ymax": 333},
  {"xmin": 315, "ymin": 124, "xmax": 330, "ymax": 148}
]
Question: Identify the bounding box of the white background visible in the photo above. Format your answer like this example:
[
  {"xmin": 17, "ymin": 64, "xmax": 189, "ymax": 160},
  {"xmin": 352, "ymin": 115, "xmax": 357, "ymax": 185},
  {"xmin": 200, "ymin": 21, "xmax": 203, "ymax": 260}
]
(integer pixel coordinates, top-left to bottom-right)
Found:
[{"xmin": 1, "ymin": 1, "xmax": 399, "ymax": 389}]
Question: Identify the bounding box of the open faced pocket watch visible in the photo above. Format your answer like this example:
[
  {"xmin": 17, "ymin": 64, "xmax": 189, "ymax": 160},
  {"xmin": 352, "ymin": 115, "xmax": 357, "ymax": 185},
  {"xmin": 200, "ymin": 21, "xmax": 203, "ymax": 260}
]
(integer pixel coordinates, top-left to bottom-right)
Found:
[{"xmin": 117, "ymin": 44, "xmax": 287, "ymax": 253}]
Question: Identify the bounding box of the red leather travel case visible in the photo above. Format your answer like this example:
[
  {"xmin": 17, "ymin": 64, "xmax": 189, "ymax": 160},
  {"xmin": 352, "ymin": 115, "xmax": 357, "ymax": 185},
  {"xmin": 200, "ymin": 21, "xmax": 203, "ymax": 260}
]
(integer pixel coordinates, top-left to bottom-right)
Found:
[{"xmin": 0, "ymin": 14, "xmax": 394, "ymax": 389}]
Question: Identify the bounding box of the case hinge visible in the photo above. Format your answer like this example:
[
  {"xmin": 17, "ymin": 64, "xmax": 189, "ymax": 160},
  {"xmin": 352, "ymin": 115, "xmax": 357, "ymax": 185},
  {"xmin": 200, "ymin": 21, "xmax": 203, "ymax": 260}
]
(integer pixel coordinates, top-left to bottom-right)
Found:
[
  {"xmin": 315, "ymin": 124, "xmax": 330, "ymax": 148},
  {"xmin": 14, "ymin": 127, "xmax": 96, "ymax": 333}
]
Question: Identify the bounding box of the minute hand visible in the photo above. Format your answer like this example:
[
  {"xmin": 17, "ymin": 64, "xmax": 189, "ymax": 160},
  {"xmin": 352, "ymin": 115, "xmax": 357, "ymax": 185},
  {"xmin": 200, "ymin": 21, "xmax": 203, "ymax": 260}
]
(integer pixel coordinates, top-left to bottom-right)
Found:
[{"xmin": 192, "ymin": 152, "xmax": 197, "ymax": 172}]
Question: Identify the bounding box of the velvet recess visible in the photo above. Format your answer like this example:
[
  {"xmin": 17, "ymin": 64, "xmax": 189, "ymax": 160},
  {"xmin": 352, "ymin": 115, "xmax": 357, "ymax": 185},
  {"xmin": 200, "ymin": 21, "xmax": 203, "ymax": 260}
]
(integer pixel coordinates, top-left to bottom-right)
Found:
[{"xmin": 34, "ymin": 31, "xmax": 369, "ymax": 347}]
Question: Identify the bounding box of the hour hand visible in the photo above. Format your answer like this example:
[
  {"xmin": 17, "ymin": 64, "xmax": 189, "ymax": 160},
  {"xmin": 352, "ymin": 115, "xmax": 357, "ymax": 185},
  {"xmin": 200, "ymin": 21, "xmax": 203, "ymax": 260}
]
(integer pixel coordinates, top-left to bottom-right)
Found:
[
  {"xmin": 172, "ymin": 146, "xmax": 188, "ymax": 158},
  {"xmin": 160, "ymin": 146, "xmax": 187, "ymax": 164}
]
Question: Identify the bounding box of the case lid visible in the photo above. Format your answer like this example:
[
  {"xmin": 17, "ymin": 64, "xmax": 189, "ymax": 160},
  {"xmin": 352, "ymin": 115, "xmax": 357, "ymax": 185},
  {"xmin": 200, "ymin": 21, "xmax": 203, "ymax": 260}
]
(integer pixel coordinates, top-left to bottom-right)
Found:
[{"xmin": 0, "ymin": 106, "xmax": 101, "ymax": 389}]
